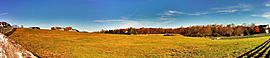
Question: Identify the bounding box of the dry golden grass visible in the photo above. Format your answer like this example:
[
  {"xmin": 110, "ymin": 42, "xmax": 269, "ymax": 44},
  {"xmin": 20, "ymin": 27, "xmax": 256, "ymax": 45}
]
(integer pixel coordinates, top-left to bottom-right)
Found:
[{"xmin": 8, "ymin": 28, "xmax": 270, "ymax": 58}]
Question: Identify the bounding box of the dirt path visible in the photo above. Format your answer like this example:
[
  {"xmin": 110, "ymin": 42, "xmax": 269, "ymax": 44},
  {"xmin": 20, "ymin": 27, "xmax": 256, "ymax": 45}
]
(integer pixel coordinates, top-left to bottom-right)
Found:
[{"xmin": 238, "ymin": 39, "xmax": 270, "ymax": 58}]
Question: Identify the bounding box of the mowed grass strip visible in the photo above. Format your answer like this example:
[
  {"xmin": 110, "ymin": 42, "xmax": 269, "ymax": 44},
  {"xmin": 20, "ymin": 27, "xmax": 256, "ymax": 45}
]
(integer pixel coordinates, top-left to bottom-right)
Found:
[{"xmin": 8, "ymin": 28, "xmax": 270, "ymax": 58}]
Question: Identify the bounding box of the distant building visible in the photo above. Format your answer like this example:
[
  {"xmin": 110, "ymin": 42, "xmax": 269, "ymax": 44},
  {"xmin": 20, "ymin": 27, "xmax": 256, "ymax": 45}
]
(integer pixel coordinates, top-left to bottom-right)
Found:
[
  {"xmin": 12, "ymin": 25, "xmax": 20, "ymax": 28},
  {"xmin": 259, "ymin": 25, "xmax": 270, "ymax": 33},
  {"xmin": 0, "ymin": 22, "xmax": 11, "ymax": 28},
  {"xmin": 30, "ymin": 27, "xmax": 40, "ymax": 29},
  {"xmin": 51, "ymin": 27, "xmax": 64, "ymax": 31},
  {"xmin": 51, "ymin": 26, "xmax": 79, "ymax": 32},
  {"xmin": 266, "ymin": 29, "xmax": 269, "ymax": 34},
  {"xmin": 164, "ymin": 33, "xmax": 174, "ymax": 36},
  {"xmin": 266, "ymin": 24, "xmax": 270, "ymax": 34},
  {"xmin": 64, "ymin": 27, "xmax": 72, "ymax": 31},
  {"xmin": 69, "ymin": 29, "xmax": 79, "ymax": 32}
]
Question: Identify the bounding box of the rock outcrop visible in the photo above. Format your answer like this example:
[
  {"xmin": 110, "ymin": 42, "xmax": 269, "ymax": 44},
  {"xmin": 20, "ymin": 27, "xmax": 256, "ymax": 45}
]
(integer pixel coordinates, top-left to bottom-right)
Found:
[{"xmin": 0, "ymin": 34, "xmax": 38, "ymax": 58}]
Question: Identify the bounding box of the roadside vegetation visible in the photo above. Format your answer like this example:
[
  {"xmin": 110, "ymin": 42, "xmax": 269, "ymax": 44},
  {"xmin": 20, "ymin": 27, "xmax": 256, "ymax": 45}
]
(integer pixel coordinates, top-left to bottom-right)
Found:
[{"xmin": 8, "ymin": 28, "xmax": 270, "ymax": 58}]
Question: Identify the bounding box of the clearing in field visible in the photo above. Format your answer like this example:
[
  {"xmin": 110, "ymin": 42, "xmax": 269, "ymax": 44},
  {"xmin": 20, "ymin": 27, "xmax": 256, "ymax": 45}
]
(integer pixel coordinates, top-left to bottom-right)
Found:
[{"xmin": 8, "ymin": 28, "xmax": 270, "ymax": 58}]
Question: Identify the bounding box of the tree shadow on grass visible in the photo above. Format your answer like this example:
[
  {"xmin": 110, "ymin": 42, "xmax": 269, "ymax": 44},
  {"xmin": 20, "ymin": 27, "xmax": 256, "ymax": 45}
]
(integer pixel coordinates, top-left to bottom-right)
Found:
[{"xmin": 238, "ymin": 39, "xmax": 270, "ymax": 58}]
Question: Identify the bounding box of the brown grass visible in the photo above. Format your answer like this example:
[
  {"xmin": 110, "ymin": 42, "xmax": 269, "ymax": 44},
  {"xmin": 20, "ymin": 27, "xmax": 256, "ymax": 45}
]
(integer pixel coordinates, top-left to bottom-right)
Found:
[{"xmin": 8, "ymin": 28, "xmax": 270, "ymax": 58}]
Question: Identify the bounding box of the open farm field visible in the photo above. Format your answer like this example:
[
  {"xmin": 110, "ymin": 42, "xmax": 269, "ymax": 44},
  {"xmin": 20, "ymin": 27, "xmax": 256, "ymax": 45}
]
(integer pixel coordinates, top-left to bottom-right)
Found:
[{"xmin": 8, "ymin": 28, "xmax": 270, "ymax": 58}]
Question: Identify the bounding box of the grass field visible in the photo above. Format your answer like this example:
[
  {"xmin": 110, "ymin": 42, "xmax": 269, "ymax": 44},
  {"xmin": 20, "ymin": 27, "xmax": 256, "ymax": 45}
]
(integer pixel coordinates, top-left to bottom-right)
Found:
[{"xmin": 8, "ymin": 28, "xmax": 270, "ymax": 58}]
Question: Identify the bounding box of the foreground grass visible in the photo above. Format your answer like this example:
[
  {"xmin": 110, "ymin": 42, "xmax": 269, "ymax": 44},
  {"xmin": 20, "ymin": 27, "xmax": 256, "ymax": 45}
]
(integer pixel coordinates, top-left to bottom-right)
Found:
[{"xmin": 8, "ymin": 28, "xmax": 270, "ymax": 58}]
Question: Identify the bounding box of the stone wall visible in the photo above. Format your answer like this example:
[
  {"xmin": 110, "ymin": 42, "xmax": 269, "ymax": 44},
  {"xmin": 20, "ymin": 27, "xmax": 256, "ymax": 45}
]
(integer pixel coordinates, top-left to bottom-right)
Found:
[
  {"xmin": 0, "ymin": 27, "xmax": 13, "ymax": 34},
  {"xmin": 0, "ymin": 34, "xmax": 37, "ymax": 58}
]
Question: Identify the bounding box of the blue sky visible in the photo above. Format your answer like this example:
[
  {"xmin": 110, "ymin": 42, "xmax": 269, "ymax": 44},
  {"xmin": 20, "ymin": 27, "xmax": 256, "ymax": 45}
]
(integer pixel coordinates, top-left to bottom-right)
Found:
[{"xmin": 0, "ymin": 0, "xmax": 270, "ymax": 32}]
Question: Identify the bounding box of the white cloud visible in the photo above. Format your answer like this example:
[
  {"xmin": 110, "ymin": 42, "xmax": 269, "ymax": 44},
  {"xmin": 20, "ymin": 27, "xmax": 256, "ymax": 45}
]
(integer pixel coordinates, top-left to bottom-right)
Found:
[
  {"xmin": 217, "ymin": 9, "xmax": 238, "ymax": 13},
  {"xmin": 251, "ymin": 12, "xmax": 270, "ymax": 19},
  {"xmin": 162, "ymin": 10, "xmax": 212, "ymax": 16},
  {"xmin": 163, "ymin": 10, "xmax": 184, "ymax": 16},
  {"xmin": 251, "ymin": 14, "xmax": 259, "ymax": 17},
  {"xmin": 94, "ymin": 17, "xmax": 128, "ymax": 23},
  {"xmin": 265, "ymin": 1, "xmax": 270, "ymax": 7},
  {"xmin": 266, "ymin": 4, "xmax": 270, "ymax": 7},
  {"xmin": 261, "ymin": 12, "xmax": 270, "ymax": 19},
  {"xmin": 242, "ymin": 9, "xmax": 251, "ymax": 11},
  {"xmin": 212, "ymin": 4, "xmax": 251, "ymax": 10},
  {"xmin": 187, "ymin": 12, "xmax": 209, "ymax": 15},
  {"xmin": 158, "ymin": 4, "xmax": 252, "ymax": 22},
  {"xmin": 0, "ymin": 12, "xmax": 8, "ymax": 16},
  {"xmin": 95, "ymin": 17, "xmax": 145, "ymax": 29},
  {"xmin": 159, "ymin": 18, "xmax": 176, "ymax": 20},
  {"xmin": 121, "ymin": 20, "xmax": 142, "ymax": 27},
  {"xmin": 95, "ymin": 20, "xmax": 125, "ymax": 23},
  {"xmin": 160, "ymin": 11, "xmax": 179, "ymax": 21},
  {"xmin": 168, "ymin": 10, "xmax": 181, "ymax": 14},
  {"xmin": 212, "ymin": 4, "xmax": 251, "ymax": 13}
]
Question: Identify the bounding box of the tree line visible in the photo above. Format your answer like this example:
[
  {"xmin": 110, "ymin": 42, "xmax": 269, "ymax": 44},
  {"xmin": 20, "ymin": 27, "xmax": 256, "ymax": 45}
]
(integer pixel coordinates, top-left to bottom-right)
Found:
[{"xmin": 101, "ymin": 24, "xmax": 264, "ymax": 37}]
